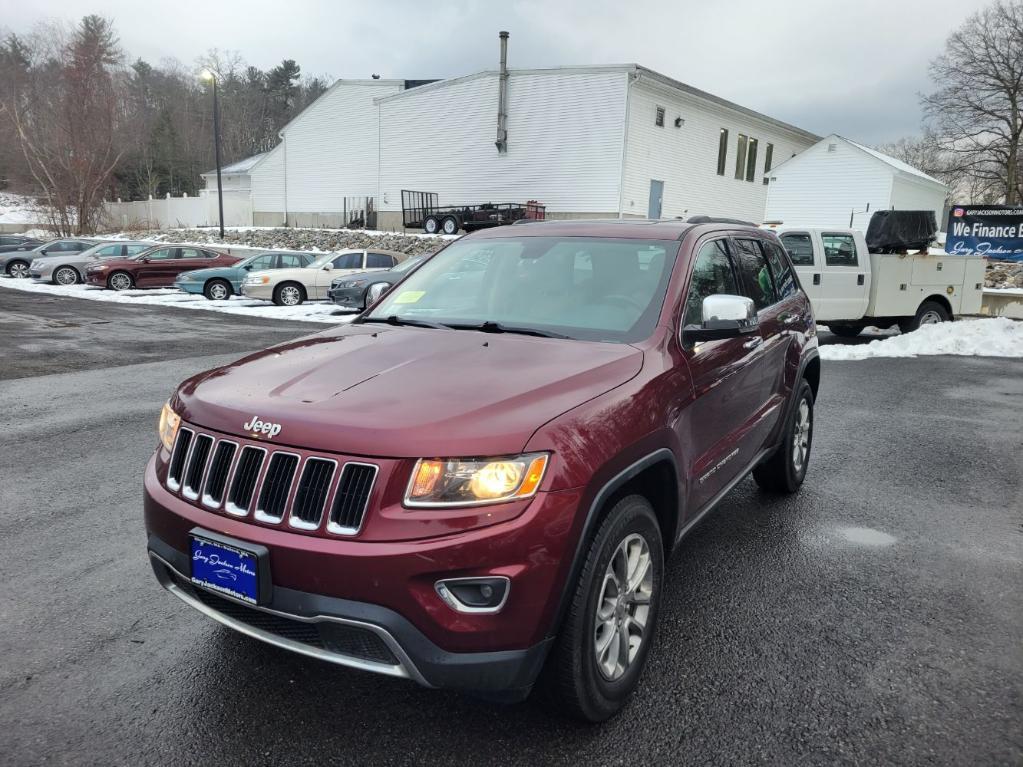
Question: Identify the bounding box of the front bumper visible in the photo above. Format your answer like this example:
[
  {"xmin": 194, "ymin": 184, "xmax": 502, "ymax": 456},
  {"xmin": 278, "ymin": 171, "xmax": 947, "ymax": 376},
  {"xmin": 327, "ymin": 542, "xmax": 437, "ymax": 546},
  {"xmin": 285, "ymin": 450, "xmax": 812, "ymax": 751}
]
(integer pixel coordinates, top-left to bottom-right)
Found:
[
  {"xmin": 30, "ymin": 268, "xmax": 54, "ymax": 281},
  {"xmin": 174, "ymin": 279, "xmax": 203, "ymax": 294},
  {"xmin": 147, "ymin": 535, "xmax": 552, "ymax": 696},
  {"xmin": 327, "ymin": 286, "xmax": 364, "ymax": 309},
  {"xmin": 240, "ymin": 283, "xmax": 274, "ymax": 300},
  {"xmin": 84, "ymin": 270, "xmax": 108, "ymax": 285}
]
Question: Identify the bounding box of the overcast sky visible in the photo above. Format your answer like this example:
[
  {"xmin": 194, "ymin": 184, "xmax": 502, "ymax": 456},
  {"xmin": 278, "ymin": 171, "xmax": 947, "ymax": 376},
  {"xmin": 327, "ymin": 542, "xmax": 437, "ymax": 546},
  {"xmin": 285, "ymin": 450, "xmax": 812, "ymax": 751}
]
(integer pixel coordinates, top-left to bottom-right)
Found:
[{"xmin": 6, "ymin": 0, "xmax": 993, "ymax": 144}]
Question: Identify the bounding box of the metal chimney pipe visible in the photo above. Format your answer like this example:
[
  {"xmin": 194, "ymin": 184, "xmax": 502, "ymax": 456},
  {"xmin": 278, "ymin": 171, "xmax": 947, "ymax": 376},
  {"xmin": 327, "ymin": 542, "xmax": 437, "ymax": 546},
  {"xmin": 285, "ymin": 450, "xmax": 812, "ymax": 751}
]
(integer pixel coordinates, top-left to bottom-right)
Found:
[{"xmin": 496, "ymin": 31, "xmax": 509, "ymax": 153}]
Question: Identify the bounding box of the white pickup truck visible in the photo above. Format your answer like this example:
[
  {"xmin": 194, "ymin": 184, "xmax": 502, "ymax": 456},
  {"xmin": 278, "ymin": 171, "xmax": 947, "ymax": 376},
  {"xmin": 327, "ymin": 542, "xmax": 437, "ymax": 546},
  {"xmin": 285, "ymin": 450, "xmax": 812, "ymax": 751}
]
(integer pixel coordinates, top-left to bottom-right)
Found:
[{"xmin": 773, "ymin": 227, "xmax": 986, "ymax": 336}]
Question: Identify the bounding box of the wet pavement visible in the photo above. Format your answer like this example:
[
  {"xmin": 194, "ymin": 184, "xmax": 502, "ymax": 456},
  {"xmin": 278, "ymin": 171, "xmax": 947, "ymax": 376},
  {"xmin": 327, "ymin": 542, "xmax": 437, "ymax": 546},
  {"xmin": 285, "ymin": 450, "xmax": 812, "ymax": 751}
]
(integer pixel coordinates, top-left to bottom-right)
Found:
[{"xmin": 1, "ymin": 289, "xmax": 1020, "ymax": 765}]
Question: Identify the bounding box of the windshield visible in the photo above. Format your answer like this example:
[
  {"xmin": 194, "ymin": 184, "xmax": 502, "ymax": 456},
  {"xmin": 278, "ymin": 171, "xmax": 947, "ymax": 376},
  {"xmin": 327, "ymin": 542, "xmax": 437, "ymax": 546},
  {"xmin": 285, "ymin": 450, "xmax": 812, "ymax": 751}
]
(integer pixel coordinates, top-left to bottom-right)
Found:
[
  {"xmin": 365, "ymin": 237, "xmax": 679, "ymax": 343},
  {"xmin": 309, "ymin": 252, "xmax": 336, "ymax": 268},
  {"xmin": 391, "ymin": 256, "xmax": 423, "ymax": 273}
]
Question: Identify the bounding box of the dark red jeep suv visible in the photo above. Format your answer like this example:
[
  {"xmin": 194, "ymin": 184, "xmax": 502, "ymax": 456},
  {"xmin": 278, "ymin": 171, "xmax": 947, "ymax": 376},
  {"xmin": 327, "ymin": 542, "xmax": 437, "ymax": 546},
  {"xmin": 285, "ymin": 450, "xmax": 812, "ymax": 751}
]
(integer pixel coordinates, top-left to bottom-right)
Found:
[{"xmin": 145, "ymin": 218, "xmax": 819, "ymax": 721}]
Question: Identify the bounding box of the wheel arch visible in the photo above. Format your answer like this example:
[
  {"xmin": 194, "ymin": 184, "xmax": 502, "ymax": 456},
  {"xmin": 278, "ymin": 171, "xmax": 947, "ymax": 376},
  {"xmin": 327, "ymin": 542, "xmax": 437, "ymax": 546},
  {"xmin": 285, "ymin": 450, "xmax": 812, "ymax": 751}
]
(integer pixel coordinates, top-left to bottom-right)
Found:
[
  {"xmin": 547, "ymin": 448, "xmax": 680, "ymax": 640},
  {"xmin": 920, "ymin": 294, "xmax": 954, "ymax": 319}
]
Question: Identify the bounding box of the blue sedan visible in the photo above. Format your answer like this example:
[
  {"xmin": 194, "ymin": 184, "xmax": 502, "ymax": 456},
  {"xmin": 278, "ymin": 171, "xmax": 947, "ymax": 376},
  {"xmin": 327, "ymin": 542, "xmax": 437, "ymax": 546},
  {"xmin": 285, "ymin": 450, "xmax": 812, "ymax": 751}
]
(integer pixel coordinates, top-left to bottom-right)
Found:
[{"xmin": 175, "ymin": 251, "xmax": 315, "ymax": 300}]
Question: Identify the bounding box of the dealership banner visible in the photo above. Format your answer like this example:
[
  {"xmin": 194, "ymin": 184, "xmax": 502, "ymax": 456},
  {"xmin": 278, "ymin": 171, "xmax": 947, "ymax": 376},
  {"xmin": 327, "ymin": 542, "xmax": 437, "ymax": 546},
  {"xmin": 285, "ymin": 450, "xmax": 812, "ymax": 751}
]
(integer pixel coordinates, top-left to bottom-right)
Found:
[{"xmin": 945, "ymin": 204, "xmax": 1023, "ymax": 261}]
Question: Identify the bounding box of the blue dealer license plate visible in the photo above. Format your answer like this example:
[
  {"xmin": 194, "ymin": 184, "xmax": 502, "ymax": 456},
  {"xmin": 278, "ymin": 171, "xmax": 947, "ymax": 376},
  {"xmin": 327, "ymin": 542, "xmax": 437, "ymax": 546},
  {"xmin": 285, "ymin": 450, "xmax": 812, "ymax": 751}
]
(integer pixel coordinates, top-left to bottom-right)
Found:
[{"xmin": 190, "ymin": 535, "xmax": 259, "ymax": 604}]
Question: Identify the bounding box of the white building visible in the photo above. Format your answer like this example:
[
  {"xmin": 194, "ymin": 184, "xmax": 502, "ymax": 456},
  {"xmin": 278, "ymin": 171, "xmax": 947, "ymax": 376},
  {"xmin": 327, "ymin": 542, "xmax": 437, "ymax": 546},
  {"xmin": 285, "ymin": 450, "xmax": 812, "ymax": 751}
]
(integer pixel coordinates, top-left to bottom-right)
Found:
[
  {"xmin": 764, "ymin": 134, "xmax": 949, "ymax": 231},
  {"xmin": 200, "ymin": 152, "xmax": 266, "ymax": 193},
  {"xmin": 375, "ymin": 65, "xmax": 819, "ymax": 229},
  {"xmin": 246, "ymin": 61, "xmax": 818, "ymax": 230}
]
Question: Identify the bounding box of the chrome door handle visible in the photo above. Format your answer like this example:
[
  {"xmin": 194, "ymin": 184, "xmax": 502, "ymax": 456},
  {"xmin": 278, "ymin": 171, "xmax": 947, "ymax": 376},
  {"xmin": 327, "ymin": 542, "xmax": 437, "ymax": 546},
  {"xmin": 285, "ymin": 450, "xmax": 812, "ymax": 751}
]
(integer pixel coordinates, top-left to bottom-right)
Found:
[
  {"xmin": 782, "ymin": 314, "xmax": 799, "ymax": 325},
  {"xmin": 742, "ymin": 337, "xmax": 762, "ymax": 350}
]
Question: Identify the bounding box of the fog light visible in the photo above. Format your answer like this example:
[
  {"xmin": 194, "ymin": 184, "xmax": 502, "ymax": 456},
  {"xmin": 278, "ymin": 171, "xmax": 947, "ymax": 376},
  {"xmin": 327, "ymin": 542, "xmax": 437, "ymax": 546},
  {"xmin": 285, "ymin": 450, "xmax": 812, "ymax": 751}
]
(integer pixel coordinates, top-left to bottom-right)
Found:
[{"xmin": 435, "ymin": 577, "xmax": 510, "ymax": 614}]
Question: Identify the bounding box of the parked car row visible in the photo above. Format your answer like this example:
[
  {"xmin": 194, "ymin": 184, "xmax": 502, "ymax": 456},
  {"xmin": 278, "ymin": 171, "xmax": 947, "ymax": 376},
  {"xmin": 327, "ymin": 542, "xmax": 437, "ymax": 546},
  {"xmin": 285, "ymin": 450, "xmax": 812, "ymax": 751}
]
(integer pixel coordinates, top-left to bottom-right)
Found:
[{"xmin": 5, "ymin": 236, "xmax": 429, "ymax": 313}]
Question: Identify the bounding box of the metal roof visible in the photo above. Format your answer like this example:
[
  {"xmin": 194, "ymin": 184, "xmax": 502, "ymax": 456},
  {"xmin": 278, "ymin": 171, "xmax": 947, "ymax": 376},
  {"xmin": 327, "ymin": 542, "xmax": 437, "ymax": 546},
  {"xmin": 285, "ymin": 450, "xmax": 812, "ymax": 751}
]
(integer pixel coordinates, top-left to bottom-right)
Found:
[{"xmin": 202, "ymin": 152, "xmax": 267, "ymax": 177}]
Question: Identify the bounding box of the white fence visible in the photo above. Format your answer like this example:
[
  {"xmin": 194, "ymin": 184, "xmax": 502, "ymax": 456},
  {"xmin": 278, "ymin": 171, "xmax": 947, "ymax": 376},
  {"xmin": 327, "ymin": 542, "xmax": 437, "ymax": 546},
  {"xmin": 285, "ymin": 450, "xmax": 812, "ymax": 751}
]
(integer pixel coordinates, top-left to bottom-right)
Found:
[{"xmin": 102, "ymin": 191, "xmax": 252, "ymax": 230}]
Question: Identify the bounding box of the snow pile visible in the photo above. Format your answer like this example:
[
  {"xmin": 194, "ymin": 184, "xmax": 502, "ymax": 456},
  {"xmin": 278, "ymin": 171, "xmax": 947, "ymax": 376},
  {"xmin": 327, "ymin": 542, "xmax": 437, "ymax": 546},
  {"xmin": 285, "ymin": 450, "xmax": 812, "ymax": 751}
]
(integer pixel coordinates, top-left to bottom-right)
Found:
[
  {"xmin": 820, "ymin": 318, "xmax": 1023, "ymax": 361},
  {"xmin": 0, "ymin": 192, "xmax": 46, "ymax": 225},
  {"xmin": 0, "ymin": 276, "xmax": 355, "ymax": 325},
  {"xmin": 97, "ymin": 226, "xmax": 453, "ymax": 257}
]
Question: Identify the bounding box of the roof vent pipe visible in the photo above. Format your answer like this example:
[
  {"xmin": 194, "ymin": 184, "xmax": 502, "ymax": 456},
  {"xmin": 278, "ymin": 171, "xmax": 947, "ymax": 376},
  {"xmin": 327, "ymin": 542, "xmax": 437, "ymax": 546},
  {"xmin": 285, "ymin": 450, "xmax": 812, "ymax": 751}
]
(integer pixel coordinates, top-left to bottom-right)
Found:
[{"xmin": 496, "ymin": 31, "xmax": 509, "ymax": 153}]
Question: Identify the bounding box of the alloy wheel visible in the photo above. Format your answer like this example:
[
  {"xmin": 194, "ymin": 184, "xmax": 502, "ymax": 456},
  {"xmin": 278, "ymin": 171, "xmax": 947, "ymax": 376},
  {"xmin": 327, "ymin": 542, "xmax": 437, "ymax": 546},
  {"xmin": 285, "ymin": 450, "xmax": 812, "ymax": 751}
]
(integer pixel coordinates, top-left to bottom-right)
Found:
[
  {"xmin": 109, "ymin": 273, "xmax": 132, "ymax": 291},
  {"xmin": 593, "ymin": 533, "xmax": 654, "ymax": 682},
  {"xmin": 792, "ymin": 399, "xmax": 811, "ymax": 471},
  {"xmin": 55, "ymin": 267, "xmax": 78, "ymax": 285},
  {"xmin": 8, "ymin": 262, "xmax": 29, "ymax": 278},
  {"xmin": 280, "ymin": 286, "xmax": 301, "ymax": 306}
]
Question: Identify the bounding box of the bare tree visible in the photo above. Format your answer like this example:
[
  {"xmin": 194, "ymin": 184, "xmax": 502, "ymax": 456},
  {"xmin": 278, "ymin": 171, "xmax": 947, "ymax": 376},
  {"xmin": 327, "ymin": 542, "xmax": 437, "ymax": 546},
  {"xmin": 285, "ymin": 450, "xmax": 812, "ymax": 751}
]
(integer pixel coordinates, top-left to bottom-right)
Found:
[
  {"xmin": 922, "ymin": 1, "xmax": 1023, "ymax": 204},
  {"xmin": 0, "ymin": 15, "xmax": 126, "ymax": 234}
]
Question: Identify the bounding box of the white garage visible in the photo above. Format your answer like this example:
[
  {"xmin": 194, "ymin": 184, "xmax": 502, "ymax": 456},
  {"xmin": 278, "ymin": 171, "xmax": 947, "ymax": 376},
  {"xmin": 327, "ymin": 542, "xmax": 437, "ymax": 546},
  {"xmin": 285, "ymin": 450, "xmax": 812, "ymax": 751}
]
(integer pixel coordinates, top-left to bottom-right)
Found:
[{"xmin": 764, "ymin": 134, "xmax": 949, "ymax": 231}]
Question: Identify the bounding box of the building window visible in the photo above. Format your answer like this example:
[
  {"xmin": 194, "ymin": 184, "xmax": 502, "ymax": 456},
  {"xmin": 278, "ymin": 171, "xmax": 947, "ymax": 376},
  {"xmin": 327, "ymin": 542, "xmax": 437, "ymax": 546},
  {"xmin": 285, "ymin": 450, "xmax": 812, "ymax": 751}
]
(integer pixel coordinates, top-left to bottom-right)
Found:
[
  {"xmin": 764, "ymin": 143, "xmax": 774, "ymax": 173},
  {"xmin": 745, "ymin": 137, "xmax": 758, "ymax": 182},
  {"xmin": 655, "ymin": 106, "xmax": 665, "ymax": 127},
  {"xmin": 735, "ymin": 134, "xmax": 748, "ymax": 179},
  {"xmin": 716, "ymin": 128, "xmax": 728, "ymax": 176}
]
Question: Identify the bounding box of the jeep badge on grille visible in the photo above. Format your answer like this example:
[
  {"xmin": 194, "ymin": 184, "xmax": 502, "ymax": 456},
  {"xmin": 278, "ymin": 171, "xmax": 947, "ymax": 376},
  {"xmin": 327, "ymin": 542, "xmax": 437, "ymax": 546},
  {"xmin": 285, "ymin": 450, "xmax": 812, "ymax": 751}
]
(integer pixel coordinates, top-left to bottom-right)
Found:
[{"xmin": 243, "ymin": 416, "xmax": 282, "ymax": 439}]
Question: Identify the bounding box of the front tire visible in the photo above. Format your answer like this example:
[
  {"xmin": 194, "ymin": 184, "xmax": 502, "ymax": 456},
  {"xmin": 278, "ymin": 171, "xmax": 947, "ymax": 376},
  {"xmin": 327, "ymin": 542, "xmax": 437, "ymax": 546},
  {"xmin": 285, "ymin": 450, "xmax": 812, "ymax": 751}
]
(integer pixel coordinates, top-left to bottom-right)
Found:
[
  {"xmin": 6, "ymin": 259, "xmax": 29, "ymax": 278},
  {"xmin": 899, "ymin": 300, "xmax": 950, "ymax": 333},
  {"xmin": 542, "ymin": 494, "xmax": 663, "ymax": 722},
  {"xmin": 204, "ymin": 278, "xmax": 232, "ymax": 300},
  {"xmin": 107, "ymin": 271, "xmax": 134, "ymax": 291},
  {"xmin": 753, "ymin": 379, "xmax": 814, "ymax": 494},
  {"xmin": 827, "ymin": 324, "xmax": 863, "ymax": 338},
  {"xmin": 273, "ymin": 282, "xmax": 305, "ymax": 306},
  {"xmin": 53, "ymin": 266, "xmax": 81, "ymax": 285}
]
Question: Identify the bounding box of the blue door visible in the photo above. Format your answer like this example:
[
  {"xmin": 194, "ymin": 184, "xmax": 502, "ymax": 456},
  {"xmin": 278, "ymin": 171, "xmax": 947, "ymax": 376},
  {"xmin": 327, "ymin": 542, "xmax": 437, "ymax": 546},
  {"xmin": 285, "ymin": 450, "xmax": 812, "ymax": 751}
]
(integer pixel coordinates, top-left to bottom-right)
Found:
[{"xmin": 648, "ymin": 180, "xmax": 664, "ymax": 219}]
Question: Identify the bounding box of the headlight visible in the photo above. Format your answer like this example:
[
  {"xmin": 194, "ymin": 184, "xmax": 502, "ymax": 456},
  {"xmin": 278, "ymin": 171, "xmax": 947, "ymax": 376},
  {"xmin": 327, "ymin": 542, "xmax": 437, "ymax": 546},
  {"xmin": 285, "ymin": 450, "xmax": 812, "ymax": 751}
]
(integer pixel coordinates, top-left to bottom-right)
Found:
[
  {"xmin": 335, "ymin": 280, "xmax": 364, "ymax": 289},
  {"xmin": 245, "ymin": 275, "xmax": 271, "ymax": 285},
  {"xmin": 405, "ymin": 453, "xmax": 549, "ymax": 507},
  {"xmin": 158, "ymin": 401, "xmax": 181, "ymax": 452},
  {"xmin": 30, "ymin": 260, "xmax": 40, "ymax": 269},
  {"xmin": 89, "ymin": 264, "xmax": 109, "ymax": 271}
]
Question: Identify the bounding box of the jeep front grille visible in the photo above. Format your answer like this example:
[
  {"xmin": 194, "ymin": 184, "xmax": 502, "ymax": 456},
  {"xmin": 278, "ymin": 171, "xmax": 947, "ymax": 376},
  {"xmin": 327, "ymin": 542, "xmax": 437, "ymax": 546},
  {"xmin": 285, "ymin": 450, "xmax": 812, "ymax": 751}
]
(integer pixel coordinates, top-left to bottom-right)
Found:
[{"xmin": 164, "ymin": 426, "xmax": 377, "ymax": 536}]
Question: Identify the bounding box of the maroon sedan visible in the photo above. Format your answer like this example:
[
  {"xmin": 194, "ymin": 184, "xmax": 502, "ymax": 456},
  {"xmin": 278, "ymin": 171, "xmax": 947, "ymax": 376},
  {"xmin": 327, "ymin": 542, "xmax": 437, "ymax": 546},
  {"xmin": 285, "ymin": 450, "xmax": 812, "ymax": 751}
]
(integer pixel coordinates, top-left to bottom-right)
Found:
[{"xmin": 84, "ymin": 244, "xmax": 239, "ymax": 290}]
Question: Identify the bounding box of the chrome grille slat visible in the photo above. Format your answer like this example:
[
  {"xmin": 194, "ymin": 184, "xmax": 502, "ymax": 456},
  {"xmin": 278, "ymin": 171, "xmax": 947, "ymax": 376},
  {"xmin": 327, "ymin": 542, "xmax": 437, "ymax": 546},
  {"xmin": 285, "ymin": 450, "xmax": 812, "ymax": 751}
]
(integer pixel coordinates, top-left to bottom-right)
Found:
[
  {"xmin": 290, "ymin": 458, "xmax": 337, "ymax": 530},
  {"xmin": 202, "ymin": 441, "xmax": 237, "ymax": 508},
  {"xmin": 255, "ymin": 453, "xmax": 299, "ymax": 523},
  {"xmin": 166, "ymin": 428, "xmax": 194, "ymax": 491},
  {"xmin": 328, "ymin": 463, "xmax": 377, "ymax": 535},
  {"xmin": 182, "ymin": 434, "xmax": 214, "ymax": 500},
  {"xmin": 226, "ymin": 446, "xmax": 266, "ymax": 516}
]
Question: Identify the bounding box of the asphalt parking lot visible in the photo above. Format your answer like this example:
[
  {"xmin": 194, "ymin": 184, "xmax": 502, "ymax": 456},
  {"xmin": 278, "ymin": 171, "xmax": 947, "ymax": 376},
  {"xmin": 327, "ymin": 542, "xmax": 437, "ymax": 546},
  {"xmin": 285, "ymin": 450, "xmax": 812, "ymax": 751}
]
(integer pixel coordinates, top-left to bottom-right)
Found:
[{"xmin": 1, "ymin": 289, "xmax": 1020, "ymax": 766}]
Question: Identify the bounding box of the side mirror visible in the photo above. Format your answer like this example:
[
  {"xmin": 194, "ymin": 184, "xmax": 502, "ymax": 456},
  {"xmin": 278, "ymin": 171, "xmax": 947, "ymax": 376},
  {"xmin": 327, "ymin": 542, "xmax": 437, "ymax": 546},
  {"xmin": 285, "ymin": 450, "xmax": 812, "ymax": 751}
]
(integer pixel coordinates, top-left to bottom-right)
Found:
[
  {"xmin": 141, "ymin": 257, "xmax": 150, "ymax": 263},
  {"xmin": 683, "ymin": 294, "xmax": 759, "ymax": 343},
  {"xmin": 323, "ymin": 263, "xmax": 334, "ymax": 271},
  {"xmin": 242, "ymin": 264, "xmax": 252, "ymax": 271}
]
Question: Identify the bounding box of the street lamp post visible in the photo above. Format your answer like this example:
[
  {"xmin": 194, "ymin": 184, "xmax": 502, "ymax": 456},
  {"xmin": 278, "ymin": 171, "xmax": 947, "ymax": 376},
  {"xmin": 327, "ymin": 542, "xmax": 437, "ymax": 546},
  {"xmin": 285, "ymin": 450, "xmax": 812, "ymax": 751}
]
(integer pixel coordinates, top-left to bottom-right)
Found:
[{"xmin": 201, "ymin": 70, "xmax": 225, "ymax": 239}]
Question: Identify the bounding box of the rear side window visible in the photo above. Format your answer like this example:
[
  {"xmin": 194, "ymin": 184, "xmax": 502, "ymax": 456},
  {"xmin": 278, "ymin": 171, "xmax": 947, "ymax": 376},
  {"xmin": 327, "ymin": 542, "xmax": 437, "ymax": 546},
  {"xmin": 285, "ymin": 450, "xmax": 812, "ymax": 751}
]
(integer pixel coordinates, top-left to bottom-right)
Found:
[
  {"xmin": 779, "ymin": 233, "xmax": 815, "ymax": 266},
  {"xmin": 178, "ymin": 248, "xmax": 205, "ymax": 259},
  {"xmin": 684, "ymin": 240, "xmax": 739, "ymax": 326},
  {"xmin": 276, "ymin": 254, "xmax": 305, "ymax": 268},
  {"xmin": 332, "ymin": 252, "xmax": 363, "ymax": 269},
  {"xmin": 124, "ymin": 244, "xmax": 150, "ymax": 256},
  {"xmin": 732, "ymin": 238, "xmax": 777, "ymax": 311},
  {"xmin": 821, "ymin": 233, "xmax": 858, "ymax": 267},
  {"xmin": 94, "ymin": 244, "xmax": 122, "ymax": 257},
  {"xmin": 763, "ymin": 241, "xmax": 798, "ymax": 299},
  {"xmin": 366, "ymin": 253, "xmax": 397, "ymax": 268}
]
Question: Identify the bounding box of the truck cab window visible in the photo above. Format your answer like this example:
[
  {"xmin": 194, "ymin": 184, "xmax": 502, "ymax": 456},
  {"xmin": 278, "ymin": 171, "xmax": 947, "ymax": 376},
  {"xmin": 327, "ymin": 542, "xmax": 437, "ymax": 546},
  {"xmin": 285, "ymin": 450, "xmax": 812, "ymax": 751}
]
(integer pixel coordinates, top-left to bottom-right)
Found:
[
  {"xmin": 779, "ymin": 233, "xmax": 815, "ymax": 266},
  {"xmin": 821, "ymin": 233, "xmax": 858, "ymax": 267},
  {"xmin": 684, "ymin": 240, "xmax": 739, "ymax": 326}
]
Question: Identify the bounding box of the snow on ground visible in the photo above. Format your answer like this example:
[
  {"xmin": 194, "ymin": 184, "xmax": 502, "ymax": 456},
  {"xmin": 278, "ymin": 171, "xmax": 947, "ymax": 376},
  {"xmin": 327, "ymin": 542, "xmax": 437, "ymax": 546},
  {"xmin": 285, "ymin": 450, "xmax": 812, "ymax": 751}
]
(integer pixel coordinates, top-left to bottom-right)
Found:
[
  {"xmin": 0, "ymin": 193, "xmax": 46, "ymax": 225},
  {"xmin": 0, "ymin": 275, "xmax": 355, "ymax": 325},
  {"xmin": 820, "ymin": 318, "xmax": 1023, "ymax": 361}
]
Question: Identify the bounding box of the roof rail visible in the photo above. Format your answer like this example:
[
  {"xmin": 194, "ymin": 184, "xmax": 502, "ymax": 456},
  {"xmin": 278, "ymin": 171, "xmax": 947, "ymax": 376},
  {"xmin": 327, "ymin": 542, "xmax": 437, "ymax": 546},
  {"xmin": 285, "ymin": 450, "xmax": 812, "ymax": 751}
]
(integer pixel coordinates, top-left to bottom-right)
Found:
[{"xmin": 686, "ymin": 215, "xmax": 758, "ymax": 227}]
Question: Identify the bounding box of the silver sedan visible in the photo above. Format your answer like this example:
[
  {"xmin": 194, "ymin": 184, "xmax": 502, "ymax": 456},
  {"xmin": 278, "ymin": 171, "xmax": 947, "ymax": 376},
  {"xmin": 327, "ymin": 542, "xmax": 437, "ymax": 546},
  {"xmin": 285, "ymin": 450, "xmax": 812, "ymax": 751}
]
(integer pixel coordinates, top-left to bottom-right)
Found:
[{"xmin": 30, "ymin": 241, "xmax": 157, "ymax": 284}]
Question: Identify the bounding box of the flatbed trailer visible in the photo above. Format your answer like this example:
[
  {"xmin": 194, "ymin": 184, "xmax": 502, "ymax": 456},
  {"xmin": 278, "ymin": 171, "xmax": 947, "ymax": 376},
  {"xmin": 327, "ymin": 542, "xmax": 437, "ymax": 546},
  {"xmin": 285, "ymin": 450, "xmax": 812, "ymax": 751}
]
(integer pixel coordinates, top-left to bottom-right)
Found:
[{"xmin": 401, "ymin": 190, "xmax": 545, "ymax": 235}]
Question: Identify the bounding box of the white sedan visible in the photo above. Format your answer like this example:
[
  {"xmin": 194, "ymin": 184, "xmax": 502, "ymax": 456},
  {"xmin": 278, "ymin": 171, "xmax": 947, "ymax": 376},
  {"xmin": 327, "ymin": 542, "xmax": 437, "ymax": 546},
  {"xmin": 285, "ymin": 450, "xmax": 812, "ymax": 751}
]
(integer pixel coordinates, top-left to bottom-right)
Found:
[{"xmin": 241, "ymin": 248, "xmax": 410, "ymax": 306}]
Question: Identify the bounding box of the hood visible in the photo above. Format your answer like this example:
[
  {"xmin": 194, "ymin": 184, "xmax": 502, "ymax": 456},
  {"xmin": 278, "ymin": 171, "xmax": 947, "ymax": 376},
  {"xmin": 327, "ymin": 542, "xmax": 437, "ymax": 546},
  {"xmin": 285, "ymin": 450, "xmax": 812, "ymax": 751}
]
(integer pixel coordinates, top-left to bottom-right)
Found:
[
  {"xmin": 174, "ymin": 325, "xmax": 644, "ymax": 457},
  {"xmin": 253, "ymin": 267, "xmax": 314, "ymax": 283}
]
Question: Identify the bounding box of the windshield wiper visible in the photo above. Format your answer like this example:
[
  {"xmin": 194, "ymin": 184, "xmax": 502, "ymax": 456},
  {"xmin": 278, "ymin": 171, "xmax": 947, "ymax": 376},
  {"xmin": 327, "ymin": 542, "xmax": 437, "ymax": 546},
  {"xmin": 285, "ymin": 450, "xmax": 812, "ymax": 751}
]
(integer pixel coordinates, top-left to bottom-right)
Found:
[
  {"xmin": 358, "ymin": 315, "xmax": 451, "ymax": 330},
  {"xmin": 458, "ymin": 320, "xmax": 570, "ymax": 339}
]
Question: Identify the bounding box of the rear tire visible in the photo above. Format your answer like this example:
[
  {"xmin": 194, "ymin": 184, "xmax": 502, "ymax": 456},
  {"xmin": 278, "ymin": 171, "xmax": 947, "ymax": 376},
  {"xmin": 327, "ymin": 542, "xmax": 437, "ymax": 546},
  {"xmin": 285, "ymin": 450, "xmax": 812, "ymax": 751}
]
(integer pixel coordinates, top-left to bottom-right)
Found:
[
  {"xmin": 204, "ymin": 278, "xmax": 232, "ymax": 300},
  {"xmin": 826, "ymin": 324, "xmax": 863, "ymax": 338},
  {"xmin": 753, "ymin": 379, "xmax": 814, "ymax": 494},
  {"xmin": 6, "ymin": 259, "xmax": 29, "ymax": 278},
  {"xmin": 423, "ymin": 216, "xmax": 440, "ymax": 234},
  {"xmin": 273, "ymin": 282, "xmax": 305, "ymax": 306},
  {"xmin": 441, "ymin": 216, "xmax": 460, "ymax": 235},
  {"xmin": 53, "ymin": 266, "xmax": 81, "ymax": 285},
  {"xmin": 107, "ymin": 271, "xmax": 134, "ymax": 291},
  {"xmin": 541, "ymin": 494, "xmax": 663, "ymax": 722},
  {"xmin": 898, "ymin": 300, "xmax": 950, "ymax": 333}
]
